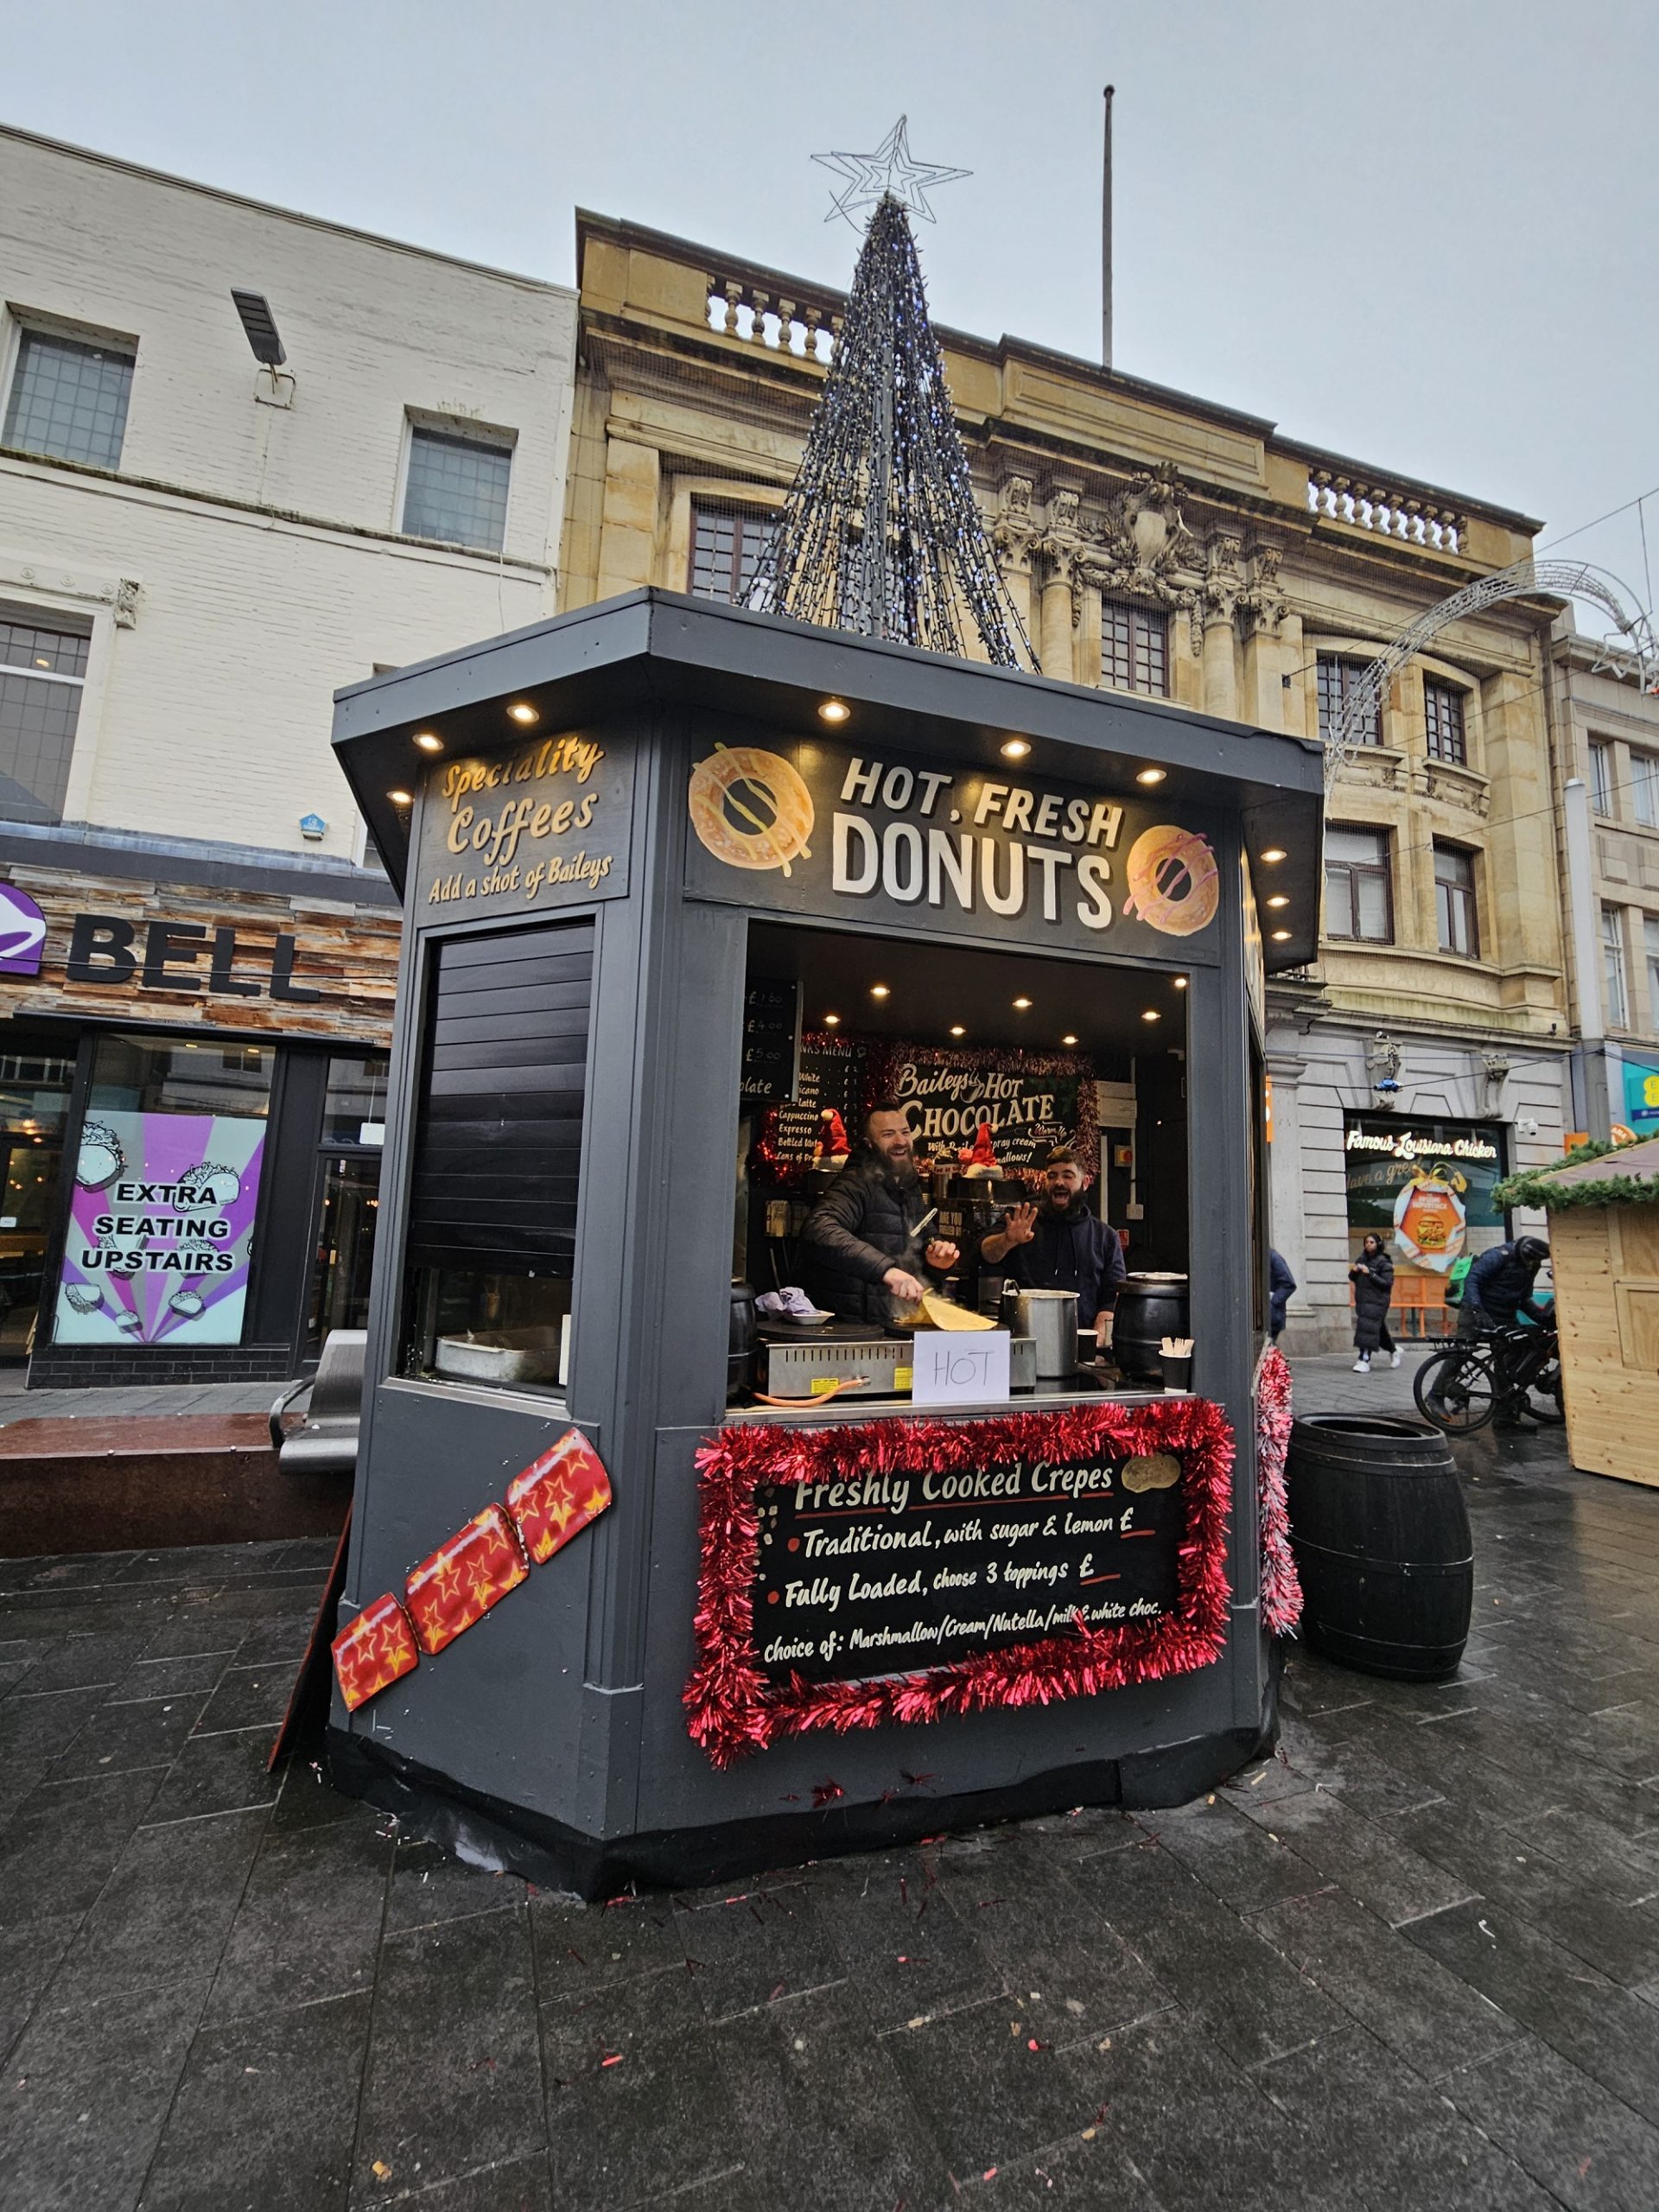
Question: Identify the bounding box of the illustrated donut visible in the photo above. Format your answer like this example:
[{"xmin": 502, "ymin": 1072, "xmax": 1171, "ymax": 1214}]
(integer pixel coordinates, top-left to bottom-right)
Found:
[
  {"xmin": 688, "ymin": 746, "xmax": 815, "ymax": 875},
  {"xmin": 1121, "ymin": 1452, "xmax": 1182, "ymax": 1494},
  {"xmin": 1122, "ymin": 825, "xmax": 1220, "ymax": 938}
]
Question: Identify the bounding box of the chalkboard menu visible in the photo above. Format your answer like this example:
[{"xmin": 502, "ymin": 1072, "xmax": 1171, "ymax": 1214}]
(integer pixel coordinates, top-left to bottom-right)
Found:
[
  {"xmin": 741, "ymin": 977, "xmax": 801, "ymax": 1105},
  {"xmin": 752, "ymin": 1447, "xmax": 1183, "ymax": 1683},
  {"xmin": 756, "ymin": 1033, "xmax": 868, "ymax": 1170},
  {"xmin": 888, "ymin": 1047, "xmax": 1093, "ymax": 1177}
]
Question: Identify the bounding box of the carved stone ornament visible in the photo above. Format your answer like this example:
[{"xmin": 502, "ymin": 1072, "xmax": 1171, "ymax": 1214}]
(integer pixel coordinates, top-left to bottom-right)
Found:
[
  {"xmin": 114, "ymin": 578, "xmax": 141, "ymax": 629},
  {"xmin": 1081, "ymin": 461, "xmax": 1203, "ymax": 604},
  {"xmin": 1234, "ymin": 542, "xmax": 1289, "ymax": 638},
  {"xmin": 990, "ymin": 474, "xmax": 1039, "ymax": 574}
]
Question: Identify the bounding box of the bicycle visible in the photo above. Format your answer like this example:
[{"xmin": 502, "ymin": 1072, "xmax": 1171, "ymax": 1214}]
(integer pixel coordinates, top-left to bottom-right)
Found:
[{"xmin": 1414, "ymin": 1320, "xmax": 1565, "ymax": 1435}]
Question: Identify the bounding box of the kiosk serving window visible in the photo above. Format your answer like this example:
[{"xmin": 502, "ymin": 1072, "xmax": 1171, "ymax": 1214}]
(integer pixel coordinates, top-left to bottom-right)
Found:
[{"xmin": 399, "ymin": 921, "xmax": 592, "ymax": 1393}]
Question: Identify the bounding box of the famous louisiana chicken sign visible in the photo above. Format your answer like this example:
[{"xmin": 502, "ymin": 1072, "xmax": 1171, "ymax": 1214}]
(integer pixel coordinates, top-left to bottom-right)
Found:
[{"xmin": 683, "ymin": 725, "xmax": 1222, "ymax": 962}]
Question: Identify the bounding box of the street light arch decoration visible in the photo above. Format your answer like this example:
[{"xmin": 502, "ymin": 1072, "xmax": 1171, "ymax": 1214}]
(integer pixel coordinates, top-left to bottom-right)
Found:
[{"xmin": 1327, "ymin": 560, "xmax": 1659, "ymax": 790}]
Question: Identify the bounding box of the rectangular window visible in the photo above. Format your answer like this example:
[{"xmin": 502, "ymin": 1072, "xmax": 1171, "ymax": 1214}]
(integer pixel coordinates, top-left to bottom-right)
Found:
[
  {"xmin": 3, "ymin": 328, "xmax": 135, "ymax": 469},
  {"xmin": 1646, "ymin": 915, "xmax": 1659, "ymax": 1028},
  {"xmin": 1631, "ymin": 751, "xmax": 1659, "ymax": 829},
  {"xmin": 1316, "ymin": 654, "xmax": 1382, "ymax": 746},
  {"xmin": 402, "ymin": 425, "xmax": 512, "ymax": 551},
  {"xmin": 1434, "ymin": 844, "xmax": 1479, "ymax": 957},
  {"xmin": 0, "ymin": 613, "xmax": 91, "ymax": 824},
  {"xmin": 1423, "ymin": 679, "xmax": 1468, "ymax": 766},
  {"xmin": 689, "ymin": 505, "xmax": 774, "ymax": 604},
  {"xmin": 1589, "ymin": 739, "xmax": 1615, "ymax": 815},
  {"xmin": 401, "ymin": 920, "xmax": 593, "ymax": 1393},
  {"xmin": 1603, "ymin": 906, "xmax": 1630, "ymax": 1027},
  {"xmin": 1324, "ymin": 826, "xmax": 1393, "ymax": 943},
  {"xmin": 1101, "ymin": 600, "xmax": 1169, "ymax": 697}
]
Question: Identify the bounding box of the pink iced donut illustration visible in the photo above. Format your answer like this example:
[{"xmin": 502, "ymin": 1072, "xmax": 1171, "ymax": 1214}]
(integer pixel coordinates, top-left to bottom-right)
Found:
[{"xmin": 1122, "ymin": 825, "xmax": 1220, "ymax": 937}]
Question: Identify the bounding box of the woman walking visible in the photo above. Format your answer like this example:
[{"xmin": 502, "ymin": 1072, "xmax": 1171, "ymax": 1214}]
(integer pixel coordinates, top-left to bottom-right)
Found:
[{"xmin": 1349, "ymin": 1233, "xmax": 1398, "ymax": 1373}]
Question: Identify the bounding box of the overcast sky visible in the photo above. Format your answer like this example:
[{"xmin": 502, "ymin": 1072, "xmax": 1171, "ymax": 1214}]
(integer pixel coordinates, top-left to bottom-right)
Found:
[{"xmin": 3, "ymin": 0, "xmax": 1656, "ymax": 624}]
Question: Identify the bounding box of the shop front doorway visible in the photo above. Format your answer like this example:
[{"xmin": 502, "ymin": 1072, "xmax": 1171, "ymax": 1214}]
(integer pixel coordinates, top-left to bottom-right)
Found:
[
  {"xmin": 307, "ymin": 1154, "xmax": 381, "ymax": 1357},
  {"xmin": 0, "ymin": 1039, "xmax": 76, "ymax": 1363}
]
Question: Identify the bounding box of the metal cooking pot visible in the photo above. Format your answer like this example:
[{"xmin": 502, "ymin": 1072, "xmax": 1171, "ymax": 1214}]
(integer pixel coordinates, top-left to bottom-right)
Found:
[
  {"xmin": 1113, "ymin": 1272, "xmax": 1190, "ymax": 1382},
  {"xmin": 1014, "ymin": 1288, "xmax": 1078, "ymax": 1377}
]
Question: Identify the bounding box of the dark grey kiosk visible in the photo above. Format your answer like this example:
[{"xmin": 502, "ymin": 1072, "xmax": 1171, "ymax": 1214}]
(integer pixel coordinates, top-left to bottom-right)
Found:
[{"xmin": 327, "ymin": 589, "xmax": 1323, "ymax": 1897}]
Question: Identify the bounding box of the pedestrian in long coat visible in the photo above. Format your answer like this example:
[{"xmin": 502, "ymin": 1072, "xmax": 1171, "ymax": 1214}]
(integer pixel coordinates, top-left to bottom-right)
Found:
[{"xmin": 1349, "ymin": 1233, "xmax": 1398, "ymax": 1372}]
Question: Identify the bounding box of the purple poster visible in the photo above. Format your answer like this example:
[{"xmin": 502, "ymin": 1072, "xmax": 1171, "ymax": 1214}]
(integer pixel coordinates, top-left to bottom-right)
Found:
[{"xmin": 54, "ymin": 1110, "xmax": 266, "ymax": 1345}]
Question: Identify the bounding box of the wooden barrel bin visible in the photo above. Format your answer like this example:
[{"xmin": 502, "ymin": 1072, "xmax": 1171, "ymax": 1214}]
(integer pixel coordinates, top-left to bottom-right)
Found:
[{"xmin": 1286, "ymin": 1414, "xmax": 1472, "ymax": 1681}]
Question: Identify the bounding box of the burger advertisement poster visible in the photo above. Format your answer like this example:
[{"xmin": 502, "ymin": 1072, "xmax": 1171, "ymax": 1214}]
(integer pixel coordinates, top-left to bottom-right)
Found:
[
  {"xmin": 1343, "ymin": 1116, "xmax": 1507, "ymax": 1280},
  {"xmin": 683, "ymin": 725, "xmax": 1224, "ymax": 959},
  {"xmin": 54, "ymin": 1111, "xmax": 266, "ymax": 1345}
]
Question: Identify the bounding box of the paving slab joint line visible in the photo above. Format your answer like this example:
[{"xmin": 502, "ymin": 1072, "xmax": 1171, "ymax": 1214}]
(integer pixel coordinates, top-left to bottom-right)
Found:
[
  {"xmin": 137, "ymin": 1800, "xmax": 277, "ymax": 1834},
  {"xmin": 372, "ymin": 2151, "xmax": 563, "ymax": 2209},
  {"xmin": 613, "ymin": 2160, "xmax": 751, "ymax": 2211},
  {"xmin": 1388, "ymin": 1892, "xmax": 1485, "ymax": 1930},
  {"xmin": 705, "ymin": 1970, "xmax": 850, "ymax": 2024},
  {"xmin": 878, "ymin": 1986, "xmax": 1011, "ymax": 2037}
]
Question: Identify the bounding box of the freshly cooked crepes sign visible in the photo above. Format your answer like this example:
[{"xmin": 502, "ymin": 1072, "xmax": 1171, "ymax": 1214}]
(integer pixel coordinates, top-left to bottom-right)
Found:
[{"xmin": 684, "ymin": 728, "xmax": 1223, "ymax": 960}]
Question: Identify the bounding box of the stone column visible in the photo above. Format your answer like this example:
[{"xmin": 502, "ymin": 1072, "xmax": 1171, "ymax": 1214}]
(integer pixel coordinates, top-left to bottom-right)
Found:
[
  {"xmin": 1077, "ymin": 581, "xmax": 1103, "ymax": 689},
  {"xmin": 1202, "ymin": 605, "xmax": 1236, "ymax": 720},
  {"xmin": 1040, "ymin": 555, "xmax": 1077, "ymax": 684}
]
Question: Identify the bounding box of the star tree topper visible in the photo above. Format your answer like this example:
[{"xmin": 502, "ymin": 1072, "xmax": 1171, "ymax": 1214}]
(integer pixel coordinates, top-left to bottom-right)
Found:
[{"xmin": 813, "ymin": 115, "xmax": 970, "ymax": 226}]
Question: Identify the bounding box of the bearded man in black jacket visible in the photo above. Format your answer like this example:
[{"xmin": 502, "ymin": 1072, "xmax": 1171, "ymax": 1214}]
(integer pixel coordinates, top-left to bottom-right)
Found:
[
  {"xmin": 980, "ymin": 1147, "xmax": 1128, "ymax": 1350},
  {"xmin": 800, "ymin": 1103, "xmax": 960, "ymax": 1325}
]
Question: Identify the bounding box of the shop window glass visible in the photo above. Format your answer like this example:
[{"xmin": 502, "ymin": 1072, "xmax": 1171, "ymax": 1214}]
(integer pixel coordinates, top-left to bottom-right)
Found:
[
  {"xmin": 402, "ymin": 424, "xmax": 512, "ymax": 551},
  {"xmin": 690, "ymin": 505, "xmax": 774, "ymax": 604},
  {"xmin": 321, "ymin": 1054, "xmax": 388, "ymax": 1147},
  {"xmin": 1325, "ymin": 826, "xmax": 1393, "ymax": 943},
  {"xmin": 1100, "ymin": 600, "xmax": 1169, "ymax": 697},
  {"xmin": 1589, "ymin": 739, "xmax": 1614, "ymax": 816},
  {"xmin": 1603, "ymin": 906, "xmax": 1629, "ymax": 1028},
  {"xmin": 400, "ymin": 920, "xmax": 592, "ymax": 1394},
  {"xmin": 87, "ymin": 1035, "xmax": 273, "ymax": 1116},
  {"xmin": 0, "ymin": 612, "xmax": 90, "ymax": 824},
  {"xmin": 1647, "ymin": 915, "xmax": 1659, "ymax": 1029},
  {"xmin": 1434, "ymin": 844, "xmax": 1478, "ymax": 957},
  {"xmin": 4, "ymin": 328, "xmax": 134, "ymax": 468},
  {"xmin": 0, "ymin": 1046, "xmax": 75, "ymax": 1361},
  {"xmin": 1316, "ymin": 654, "xmax": 1382, "ymax": 746},
  {"xmin": 1423, "ymin": 679, "xmax": 1468, "ymax": 766},
  {"xmin": 1631, "ymin": 751, "xmax": 1659, "ymax": 829}
]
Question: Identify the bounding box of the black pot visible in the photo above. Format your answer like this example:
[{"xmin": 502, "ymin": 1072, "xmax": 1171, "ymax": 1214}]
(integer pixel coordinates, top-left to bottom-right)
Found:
[
  {"xmin": 1113, "ymin": 1272, "xmax": 1189, "ymax": 1381},
  {"xmin": 728, "ymin": 1280, "xmax": 757, "ymax": 1398}
]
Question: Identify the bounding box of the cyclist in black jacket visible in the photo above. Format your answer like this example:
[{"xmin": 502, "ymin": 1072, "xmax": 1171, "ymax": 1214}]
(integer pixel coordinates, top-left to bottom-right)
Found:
[{"xmin": 1457, "ymin": 1236, "xmax": 1550, "ymax": 1339}]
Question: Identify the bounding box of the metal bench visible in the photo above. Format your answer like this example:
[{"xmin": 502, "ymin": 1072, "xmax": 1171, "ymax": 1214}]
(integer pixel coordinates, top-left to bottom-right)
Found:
[{"xmin": 269, "ymin": 1329, "xmax": 365, "ymax": 1476}]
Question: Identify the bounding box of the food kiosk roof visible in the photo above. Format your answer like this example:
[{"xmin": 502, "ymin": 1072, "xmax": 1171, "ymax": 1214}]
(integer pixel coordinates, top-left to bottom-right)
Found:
[{"xmin": 333, "ymin": 588, "xmax": 1325, "ymax": 969}]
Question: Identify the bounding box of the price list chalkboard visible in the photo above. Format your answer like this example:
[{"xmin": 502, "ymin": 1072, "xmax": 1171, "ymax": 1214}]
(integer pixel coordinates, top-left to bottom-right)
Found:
[
  {"xmin": 741, "ymin": 978, "xmax": 801, "ymax": 1105},
  {"xmin": 757, "ymin": 1033, "xmax": 868, "ymax": 1169},
  {"xmin": 751, "ymin": 1448, "xmax": 1183, "ymax": 1683}
]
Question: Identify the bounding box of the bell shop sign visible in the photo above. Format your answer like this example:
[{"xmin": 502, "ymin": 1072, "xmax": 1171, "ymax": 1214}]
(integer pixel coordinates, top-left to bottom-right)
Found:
[
  {"xmin": 683, "ymin": 725, "xmax": 1223, "ymax": 961},
  {"xmin": 416, "ymin": 730, "xmax": 633, "ymax": 921}
]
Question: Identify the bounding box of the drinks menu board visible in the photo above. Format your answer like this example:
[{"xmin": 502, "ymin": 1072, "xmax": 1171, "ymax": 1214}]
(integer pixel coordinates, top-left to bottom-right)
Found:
[{"xmin": 755, "ymin": 1033, "xmax": 868, "ymax": 1171}]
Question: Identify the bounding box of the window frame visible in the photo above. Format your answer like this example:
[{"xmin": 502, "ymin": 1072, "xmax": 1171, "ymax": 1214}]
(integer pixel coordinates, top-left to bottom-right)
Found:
[
  {"xmin": 1099, "ymin": 598, "xmax": 1170, "ymax": 699},
  {"xmin": 1422, "ymin": 678, "xmax": 1470, "ymax": 767},
  {"xmin": 1589, "ymin": 739, "xmax": 1615, "ymax": 817},
  {"xmin": 397, "ymin": 415, "xmax": 516, "ymax": 553},
  {"xmin": 1433, "ymin": 842, "xmax": 1480, "ymax": 958},
  {"xmin": 1602, "ymin": 904, "xmax": 1630, "ymax": 1028},
  {"xmin": 1323, "ymin": 823, "xmax": 1395, "ymax": 944},
  {"xmin": 3, "ymin": 320, "xmax": 137, "ymax": 471},
  {"xmin": 689, "ymin": 502, "xmax": 776, "ymax": 605},
  {"xmin": 1630, "ymin": 750, "xmax": 1659, "ymax": 830},
  {"xmin": 1316, "ymin": 653, "xmax": 1383, "ymax": 747},
  {"xmin": 1645, "ymin": 913, "xmax": 1659, "ymax": 1030},
  {"xmin": 0, "ymin": 605, "xmax": 93, "ymax": 826}
]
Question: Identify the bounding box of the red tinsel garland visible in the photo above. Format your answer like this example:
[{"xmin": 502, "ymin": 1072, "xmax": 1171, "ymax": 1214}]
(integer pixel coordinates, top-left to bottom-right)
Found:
[
  {"xmin": 1254, "ymin": 1345, "xmax": 1301, "ymax": 1636},
  {"xmin": 684, "ymin": 1398, "xmax": 1233, "ymax": 1767}
]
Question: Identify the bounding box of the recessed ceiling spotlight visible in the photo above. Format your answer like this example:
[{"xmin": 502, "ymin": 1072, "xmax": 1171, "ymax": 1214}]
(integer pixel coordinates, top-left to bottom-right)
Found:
[
  {"xmin": 1062, "ymin": 1033, "xmax": 1079, "ymax": 1046},
  {"xmin": 950, "ymin": 1024, "xmax": 966, "ymax": 1037},
  {"xmin": 507, "ymin": 702, "xmax": 538, "ymax": 725},
  {"xmin": 1270, "ymin": 929, "xmax": 1294, "ymax": 942},
  {"xmin": 413, "ymin": 730, "xmax": 443, "ymax": 753},
  {"xmin": 1261, "ymin": 848, "xmax": 1287, "ymax": 864},
  {"xmin": 1001, "ymin": 738, "xmax": 1031, "ymax": 760},
  {"xmin": 818, "ymin": 698, "xmax": 850, "ymax": 724},
  {"xmin": 823, "ymin": 1013, "xmax": 841, "ymax": 1027},
  {"xmin": 1141, "ymin": 1008, "xmax": 1161, "ymax": 1022},
  {"xmin": 1135, "ymin": 766, "xmax": 1166, "ymax": 785},
  {"xmin": 387, "ymin": 788, "xmax": 413, "ymax": 806},
  {"xmin": 1173, "ymin": 977, "xmax": 1188, "ymax": 990},
  {"xmin": 1266, "ymin": 894, "xmax": 1290, "ymax": 909},
  {"xmin": 870, "ymin": 983, "xmax": 891, "ymax": 999},
  {"xmin": 1012, "ymin": 996, "xmax": 1033, "ymax": 1010}
]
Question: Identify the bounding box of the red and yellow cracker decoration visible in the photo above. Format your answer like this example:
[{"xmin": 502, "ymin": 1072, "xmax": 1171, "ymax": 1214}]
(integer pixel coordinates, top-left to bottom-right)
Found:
[
  {"xmin": 331, "ymin": 1592, "xmax": 421, "ymax": 1712},
  {"xmin": 404, "ymin": 1503, "xmax": 530, "ymax": 1656},
  {"xmin": 330, "ymin": 1433, "xmax": 613, "ymax": 1710},
  {"xmin": 688, "ymin": 745, "xmax": 815, "ymax": 874},
  {"xmin": 1122, "ymin": 824, "xmax": 1220, "ymax": 938},
  {"xmin": 505, "ymin": 1427, "xmax": 613, "ymax": 1565}
]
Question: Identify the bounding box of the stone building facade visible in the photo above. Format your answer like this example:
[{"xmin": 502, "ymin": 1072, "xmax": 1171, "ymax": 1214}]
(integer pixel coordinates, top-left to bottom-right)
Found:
[
  {"xmin": 0, "ymin": 127, "xmax": 577, "ymax": 1382},
  {"xmin": 560, "ymin": 213, "xmax": 1569, "ymax": 1350}
]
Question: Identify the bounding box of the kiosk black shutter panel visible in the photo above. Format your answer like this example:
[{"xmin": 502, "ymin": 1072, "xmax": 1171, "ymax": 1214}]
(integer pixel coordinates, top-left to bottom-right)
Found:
[{"xmin": 405, "ymin": 921, "xmax": 594, "ymax": 1274}]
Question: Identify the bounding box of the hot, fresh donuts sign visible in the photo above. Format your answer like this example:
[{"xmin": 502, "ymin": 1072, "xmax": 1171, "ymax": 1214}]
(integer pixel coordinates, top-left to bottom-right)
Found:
[{"xmin": 684, "ymin": 728, "xmax": 1222, "ymax": 957}]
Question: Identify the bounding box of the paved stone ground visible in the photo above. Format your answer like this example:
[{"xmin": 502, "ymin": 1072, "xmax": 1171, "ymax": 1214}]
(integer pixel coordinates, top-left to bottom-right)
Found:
[{"xmin": 4, "ymin": 1408, "xmax": 1659, "ymax": 2209}]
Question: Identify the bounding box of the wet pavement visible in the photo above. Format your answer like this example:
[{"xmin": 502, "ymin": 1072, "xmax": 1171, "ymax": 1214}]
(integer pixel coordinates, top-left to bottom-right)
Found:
[{"xmin": 2, "ymin": 1410, "xmax": 1656, "ymax": 2209}]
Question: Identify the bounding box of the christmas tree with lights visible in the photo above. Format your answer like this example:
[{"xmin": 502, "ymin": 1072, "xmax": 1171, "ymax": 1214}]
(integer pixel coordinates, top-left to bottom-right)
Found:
[{"xmin": 749, "ymin": 120, "xmax": 1037, "ymax": 672}]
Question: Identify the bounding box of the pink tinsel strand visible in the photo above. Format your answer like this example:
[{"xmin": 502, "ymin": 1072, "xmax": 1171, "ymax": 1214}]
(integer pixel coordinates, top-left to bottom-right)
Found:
[{"xmin": 1254, "ymin": 1345, "xmax": 1302, "ymax": 1636}]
